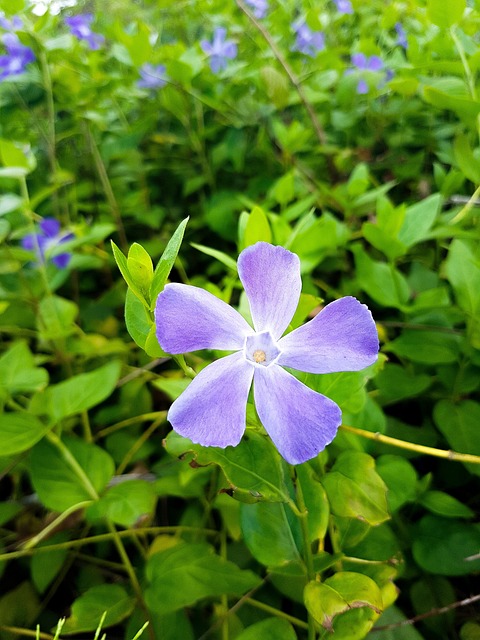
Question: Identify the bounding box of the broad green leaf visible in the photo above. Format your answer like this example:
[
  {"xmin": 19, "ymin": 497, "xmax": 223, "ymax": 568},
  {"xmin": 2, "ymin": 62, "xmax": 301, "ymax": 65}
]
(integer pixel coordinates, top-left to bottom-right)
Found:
[
  {"xmin": 374, "ymin": 605, "xmax": 425, "ymax": 640},
  {"xmin": 240, "ymin": 501, "xmax": 302, "ymax": 567},
  {"xmin": 0, "ymin": 341, "xmax": 48, "ymax": 395},
  {"xmin": 111, "ymin": 240, "xmax": 146, "ymax": 304},
  {"xmin": 260, "ymin": 66, "xmax": 290, "ymax": 109},
  {"xmin": 352, "ymin": 245, "xmax": 410, "ymax": 309},
  {"xmin": 362, "ymin": 223, "xmax": 407, "ymax": 261},
  {"xmin": 243, "ymin": 206, "xmax": 272, "ymax": 248},
  {"xmin": 190, "ymin": 242, "xmax": 238, "ymax": 272},
  {"xmin": 62, "ymin": 585, "xmax": 135, "ymax": 634},
  {"xmin": 0, "ymin": 194, "xmax": 22, "ymax": 216},
  {"xmin": 386, "ymin": 330, "xmax": 460, "ymax": 364},
  {"xmin": 296, "ymin": 462, "xmax": 330, "ymax": 542},
  {"xmin": 375, "ymin": 363, "xmax": 432, "ymax": 405},
  {"xmin": 0, "ymin": 139, "xmax": 30, "ymax": 169},
  {"xmin": 31, "ymin": 533, "xmax": 69, "ymax": 594},
  {"xmin": 423, "ymin": 85, "xmax": 480, "ymax": 120},
  {"xmin": 419, "ymin": 490, "xmax": 475, "ymax": 519},
  {"xmin": 427, "ymin": 0, "xmax": 465, "ymax": 27},
  {"xmin": 0, "ymin": 412, "xmax": 51, "ymax": 456},
  {"xmin": 271, "ymin": 171, "xmax": 295, "ymax": 206},
  {"xmin": 37, "ymin": 295, "xmax": 78, "ymax": 340},
  {"xmin": 376, "ymin": 455, "xmax": 417, "ymax": 513},
  {"xmin": 0, "ymin": 582, "xmax": 39, "ymax": 633},
  {"xmin": 149, "ymin": 217, "xmax": 189, "ymax": 307},
  {"xmin": 125, "ymin": 288, "xmax": 151, "ymax": 350},
  {"xmin": 127, "ymin": 242, "xmax": 153, "ymax": 303},
  {"xmin": 269, "ymin": 553, "xmax": 341, "ymax": 604},
  {"xmin": 412, "ymin": 515, "xmax": 480, "ymax": 575},
  {"xmin": 145, "ymin": 323, "xmax": 166, "ymax": 357},
  {"xmin": 398, "ymin": 194, "xmax": 442, "ymax": 247},
  {"xmin": 30, "ymin": 435, "xmax": 115, "ymax": 511},
  {"xmin": 33, "ymin": 360, "xmax": 122, "ymax": 423},
  {"xmin": 322, "ymin": 452, "xmax": 389, "ymax": 525},
  {"xmin": 304, "ymin": 572, "xmax": 383, "ymax": 631},
  {"xmin": 454, "ymin": 134, "xmax": 480, "ymax": 184},
  {"xmin": 236, "ymin": 618, "xmax": 296, "ymax": 640},
  {"xmin": 165, "ymin": 430, "xmax": 289, "ymax": 502},
  {"xmin": 145, "ymin": 542, "xmax": 260, "ymax": 614},
  {"xmin": 433, "ymin": 400, "xmax": 480, "ymax": 477},
  {"xmin": 87, "ymin": 479, "xmax": 157, "ymax": 527}
]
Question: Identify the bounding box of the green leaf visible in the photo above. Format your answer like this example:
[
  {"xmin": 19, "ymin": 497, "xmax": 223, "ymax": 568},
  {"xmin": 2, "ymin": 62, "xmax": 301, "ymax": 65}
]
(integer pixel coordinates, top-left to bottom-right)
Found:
[
  {"xmin": 240, "ymin": 501, "xmax": 302, "ymax": 567},
  {"xmin": 31, "ymin": 533, "xmax": 69, "ymax": 593},
  {"xmin": 296, "ymin": 463, "xmax": 330, "ymax": 542},
  {"xmin": 0, "ymin": 139, "xmax": 30, "ymax": 169},
  {"xmin": 145, "ymin": 323, "xmax": 167, "ymax": 357},
  {"xmin": 371, "ymin": 605, "xmax": 425, "ymax": 640},
  {"xmin": 376, "ymin": 455, "xmax": 417, "ymax": 513},
  {"xmin": 127, "ymin": 243, "xmax": 154, "ymax": 304},
  {"xmin": 386, "ymin": 330, "xmax": 460, "ymax": 364},
  {"xmin": 322, "ymin": 452, "xmax": 389, "ymax": 525},
  {"xmin": 454, "ymin": 134, "xmax": 480, "ymax": 184},
  {"xmin": 30, "ymin": 436, "xmax": 115, "ymax": 511},
  {"xmin": 427, "ymin": 0, "xmax": 465, "ymax": 27},
  {"xmin": 0, "ymin": 412, "xmax": 51, "ymax": 456},
  {"xmin": 260, "ymin": 66, "xmax": 290, "ymax": 109},
  {"xmin": 243, "ymin": 206, "xmax": 272, "ymax": 248},
  {"xmin": 352, "ymin": 245, "xmax": 410, "ymax": 309},
  {"xmin": 145, "ymin": 542, "xmax": 261, "ymax": 614},
  {"xmin": 125, "ymin": 288, "xmax": 151, "ymax": 350},
  {"xmin": 236, "ymin": 618, "xmax": 296, "ymax": 640},
  {"xmin": 190, "ymin": 242, "xmax": 238, "ymax": 272},
  {"xmin": 0, "ymin": 341, "xmax": 48, "ymax": 395},
  {"xmin": 304, "ymin": 572, "xmax": 383, "ymax": 631},
  {"xmin": 412, "ymin": 515, "xmax": 480, "ymax": 575},
  {"xmin": 419, "ymin": 490, "xmax": 475, "ymax": 519},
  {"xmin": 62, "ymin": 584, "xmax": 135, "ymax": 634},
  {"xmin": 375, "ymin": 363, "xmax": 432, "ymax": 405},
  {"xmin": 111, "ymin": 240, "xmax": 146, "ymax": 304},
  {"xmin": 423, "ymin": 85, "xmax": 480, "ymax": 120},
  {"xmin": 397, "ymin": 194, "xmax": 442, "ymax": 247},
  {"xmin": 37, "ymin": 295, "xmax": 78, "ymax": 340},
  {"xmin": 87, "ymin": 479, "xmax": 157, "ymax": 527},
  {"xmin": 149, "ymin": 217, "xmax": 189, "ymax": 308},
  {"xmin": 433, "ymin": 400, "xmax": 480, "ymax": 477},
  {"xmin": 165, "ymin": 430, "xmax": 289, "ymax": 502},
  {"xmin": 0, "ymin": 194, "xmax": 23, "ymax": 216},
  {"xmin": 33, "ymin": 360, "xmax": 122, "ymax": 423}
]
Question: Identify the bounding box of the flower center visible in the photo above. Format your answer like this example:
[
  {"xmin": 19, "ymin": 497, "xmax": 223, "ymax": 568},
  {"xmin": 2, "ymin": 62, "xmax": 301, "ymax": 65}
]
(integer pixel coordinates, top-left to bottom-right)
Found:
[{"xmin": 244, "ymin": 331, "xmax": 281, "ymax": 367}]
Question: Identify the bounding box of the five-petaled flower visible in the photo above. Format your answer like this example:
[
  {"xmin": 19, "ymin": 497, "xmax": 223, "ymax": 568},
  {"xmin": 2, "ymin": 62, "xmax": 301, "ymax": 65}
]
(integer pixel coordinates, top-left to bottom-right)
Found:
[
  {"xmin": 333, "ymin": 0, "xmax": 353, "ymax": 15},
  {"xmin": 155, "ymin": 242, "xmax": 379, "ymax": 465},
  {"xmin": 244, "ymin": 0, "xmax": 269, "ymax": 19},
  {"xmin": 65, "ymin": 14, "xmax": 104, "ymax": 50},
  {"xmin": 0, "ymin": 33, "xmax": 35, "ymax": 81},
  {"xmin": 21, "ymin": 218, "xmax": 74, "ymax": 269},
  {"xmin": 291, "ymin": 21, "xmax": 325, "ymax": 57},
  {"xmin": 348, "ymin": 53, "xmax": 387, "ymax": 94},
  {"xmin": 137, "ymin": 63, "xmax": 167, "ymax": 90},
  {"xmin": 200, "ymin": 27, "xmax": 237, "ymax": 73}
]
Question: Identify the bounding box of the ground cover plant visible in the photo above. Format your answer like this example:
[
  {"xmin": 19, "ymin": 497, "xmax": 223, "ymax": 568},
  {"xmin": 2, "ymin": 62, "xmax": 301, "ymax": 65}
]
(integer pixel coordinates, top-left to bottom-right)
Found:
[{"xmin": 0, "ymin": 0, "xmax": 479, "ymax": 638}]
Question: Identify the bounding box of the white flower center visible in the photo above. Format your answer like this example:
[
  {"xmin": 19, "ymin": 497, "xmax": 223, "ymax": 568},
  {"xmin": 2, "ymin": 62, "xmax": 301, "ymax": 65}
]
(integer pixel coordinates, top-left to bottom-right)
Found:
[{"xmin": 244, "ymin": 331, "xmax": 281, "ymax": 367}]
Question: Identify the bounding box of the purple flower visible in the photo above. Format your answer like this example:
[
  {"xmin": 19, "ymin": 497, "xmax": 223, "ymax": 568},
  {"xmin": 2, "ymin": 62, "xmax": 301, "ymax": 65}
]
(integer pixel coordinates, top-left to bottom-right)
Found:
[
  {"xmin": 21, "ymin": 218, "xmax": 74, "ymax": 269},
  {"xmin": 0, "ymin": 33, "xmax": 34, "ymax": 80},
  {"xmin": 200, "ymin": 27, "xmax": 237, "ymax": 73},
  {"xmin": 244, "ymin": 0, "xmax": 268, "ymax": 19},
  {"xmin": 333, "ymin": 0, "xmax": 353, "ymax": 15},
  {"xmin": 348, "ymin": 53, "xmax": 388, "ymax": 94},
  {"xmin": 137, "ymin": 63, "xmax": 167, "ymax": 90},
  {"xmin": 0, "ymin": 14, "xmax": 23, "ymax": 31},
  {"xmin": 292, "ymin": 21, "xmax": 325, "ymax": 57},
  {"xmin": 65, "ymin": 14, "xmax": 104, "ymax": 50},
  {"xmin": 395, "ymin": 22, "xmax": 407, "ymax": 49},
  {"xmin": 155, "ymin": 242, "xmax": 378, "ymax": 465}
]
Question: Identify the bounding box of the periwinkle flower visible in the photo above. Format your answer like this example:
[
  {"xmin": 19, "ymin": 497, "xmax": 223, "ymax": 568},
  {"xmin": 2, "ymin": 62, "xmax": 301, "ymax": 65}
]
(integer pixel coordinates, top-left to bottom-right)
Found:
[
  {"xmin": 348, "ymin": 53, "xmax": 387, "ymax": 94},
  {"xmin": 21, "ymin": 218, "xmax": 74, "ymax": 269},
  {"xmin": 0, "ymin": 33, "xmax": 35, "ymax": 81},
  {"xmin": 200, "ymin": 27, "xmax": 237, "ymax": 73},
  {"xmin": 65, "ymin": 14, "xmax": 104, "ymax": 50},
  {"xmin": 395, "ymin": 22, "xmax": 407, "ymax": 49},
  {"xmin": 244, "ymin": 0, "xmax": 269, "ymax": 19},
  {"xmin": 0, "ymin": 14, "xmax": 23, "ymax": 31},
  {"xmin": 137, "ymin": 63, "xmax": 167, "ymax": 90},
  {"xmin": 333, "ymin": 0, "xmax": 353, "ymax": 15},
  {"xmin": 292, "ymin": 21, "xmax": 325, "ymax": 57},
  {"xmin": 155, "ymin": 242, "xmax": 379, "ymax": 465}
]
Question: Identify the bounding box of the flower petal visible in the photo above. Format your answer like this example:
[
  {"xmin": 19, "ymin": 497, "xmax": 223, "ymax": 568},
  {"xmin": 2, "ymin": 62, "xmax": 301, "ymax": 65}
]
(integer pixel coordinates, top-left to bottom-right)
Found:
[
  {"xmin": 237, "ymin": 242, "xmax": 301, "ymax": 339},
  {"xmin": 39, "ymin": 218, "xmax": 61, "ymax": 238},
  {"xmin": 155, "ymin": 283, "xmax": 252, "ymax": 354},
  {"xmin": 277, "ymin": 296, "xmax": 379, "ymax": 374},
  {"xmin": 168, "ymin": 352, "xmax": 254, "ymax": 447},
  {"xmin": 254, "ymin": 365, "xmax": 341, "ymax": 464}
]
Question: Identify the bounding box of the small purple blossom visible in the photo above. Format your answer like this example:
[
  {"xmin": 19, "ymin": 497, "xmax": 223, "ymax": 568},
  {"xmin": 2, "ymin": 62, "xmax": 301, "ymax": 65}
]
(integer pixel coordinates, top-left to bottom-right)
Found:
[
  {"xmin": 0, "ymin": 33, "xmax": 35, "ymax": 81},
  {"xmin": 137, "ymin": 63, "xmax": 167, "ymax": 90},
  {"xmin": 333, "ymin": 0, "xmax": 353, "ymax": 15},
  {"xmin": 65, "ymin": 14, "xmax": 104, "ymax": 50},
  {"xmin": 21, "ymin": 218, "xmax": 74, "ymax": 269},
  {"xmin": 244, "ymin": 0, "xmax": 268, "ymax": 19},
  {"xmin": 395, "ymin": 22, "xmax": 407, "ymax": 49},
  {"xmin": 292, "ymin": 21, "xmax": 325, "ymax": 57},
  {"xmin": 0, "ymin": 14, "xmax": 23, "ymax": 31},
  {"xmin": 155, "ymin": 242, "xmax": 379, "ymax": 465},
  {"xmin": 200, "ymin": 27, "xmax": 237, "ymax": 74},
  {"xmin": 348, "ymin": 53, "xmax": 390, "ymax": 94}
]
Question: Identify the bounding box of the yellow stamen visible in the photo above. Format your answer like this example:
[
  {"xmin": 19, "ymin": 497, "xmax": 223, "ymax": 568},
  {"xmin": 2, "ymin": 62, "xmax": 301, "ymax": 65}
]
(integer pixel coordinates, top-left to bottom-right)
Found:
[{"xmin": 253, "ymin": 349, "xmax": 266, "ymax": 363}]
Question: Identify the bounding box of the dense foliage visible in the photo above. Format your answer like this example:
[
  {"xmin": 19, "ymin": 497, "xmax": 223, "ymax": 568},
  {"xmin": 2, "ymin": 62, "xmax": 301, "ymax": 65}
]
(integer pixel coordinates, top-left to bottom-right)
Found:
[{"xmin": 0, "ymin": 0, "xmax": 479, "ymax": 638}]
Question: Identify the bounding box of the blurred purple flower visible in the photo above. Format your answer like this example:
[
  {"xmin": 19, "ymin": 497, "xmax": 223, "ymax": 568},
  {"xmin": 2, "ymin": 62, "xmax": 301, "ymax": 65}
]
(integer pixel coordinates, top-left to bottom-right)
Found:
[
  {"xmin": 395, "ymin": 22, "xmax": 407, "ymax": 49},
  {"xmin": 0, "ymin": 14, "xmax": 23, "ymax": 31},
  {"xmin": 292, "ymin": 21, "xmax": 325, "ymax": 57},
  {"xmin": 0, "ymin": 33, "xmax": 35, "ymax": 81},
  {"xmin": 244, "ymin": 0, "xmax": 268, "ymax": 19},
  {"xmin": 21, "ymin": 218, "xmax": 74, "ymax": 269},
  {"xmin": 201, "ymin": 27, "xmax": 237, "ymax": 73},
  {"xmin": 348, "ymin": 53, "xmax": 389, "ymax": 93},
  {"xmin": 65, "ymin": 14, "xmax": 104, "ymax": 50},
  {"xmin": 333, "ymin": 0, "xmax": 353, "ymax": 15},
  {"xmin": 155, "ymin": 242, "xmax": 379, "ymax": 465},
  {"xmin": 137, "ymin": 63, "xmax": 167, "ymax": 90}
]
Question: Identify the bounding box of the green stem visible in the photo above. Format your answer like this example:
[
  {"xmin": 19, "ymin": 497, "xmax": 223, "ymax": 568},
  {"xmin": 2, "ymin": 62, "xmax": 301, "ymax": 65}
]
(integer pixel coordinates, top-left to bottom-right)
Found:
[
  {"xmin": 46, "ymin": 431, "xmax": 98, "ymax": 499},
  {"xmin": 340, "ymin": 424, "xmax": 480, "ymax": 464},
  {"xmin": 243, "ymin": 598, "xmax": 309, "ymax": 630},
  {"xmin": 21, "ymin": 501, "xmax": 92, "ymax": 550},
  {"xmin": 174, "ymin": 354, "xmax": 197, "ymax": 379}
]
